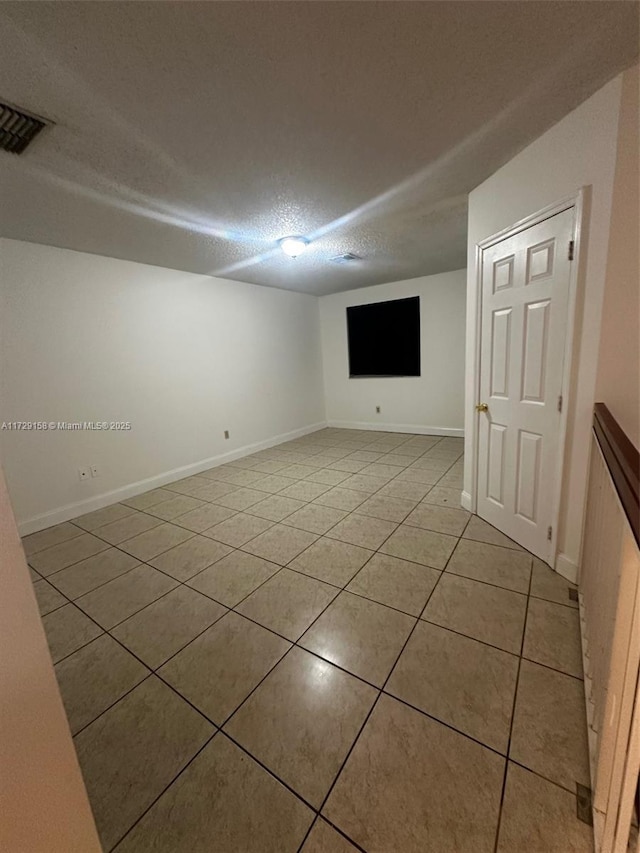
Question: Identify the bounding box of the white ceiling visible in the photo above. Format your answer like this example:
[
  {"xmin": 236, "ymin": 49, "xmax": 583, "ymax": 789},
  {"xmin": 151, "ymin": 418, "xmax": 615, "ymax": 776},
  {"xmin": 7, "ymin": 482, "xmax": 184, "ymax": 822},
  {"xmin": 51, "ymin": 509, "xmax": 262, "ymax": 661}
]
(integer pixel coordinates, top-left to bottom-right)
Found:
[{"xmin": 0, "ymin": 2, "xmax": 637, "ymax": 296}]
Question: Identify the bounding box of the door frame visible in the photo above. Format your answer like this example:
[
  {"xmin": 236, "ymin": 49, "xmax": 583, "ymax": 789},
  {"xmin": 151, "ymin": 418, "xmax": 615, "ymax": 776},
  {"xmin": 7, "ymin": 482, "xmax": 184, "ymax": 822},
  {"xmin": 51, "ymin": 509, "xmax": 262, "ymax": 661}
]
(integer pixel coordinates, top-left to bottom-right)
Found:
[{"xmin": 467, "ymin": 189, "xmax": 587, "ymax": 566}]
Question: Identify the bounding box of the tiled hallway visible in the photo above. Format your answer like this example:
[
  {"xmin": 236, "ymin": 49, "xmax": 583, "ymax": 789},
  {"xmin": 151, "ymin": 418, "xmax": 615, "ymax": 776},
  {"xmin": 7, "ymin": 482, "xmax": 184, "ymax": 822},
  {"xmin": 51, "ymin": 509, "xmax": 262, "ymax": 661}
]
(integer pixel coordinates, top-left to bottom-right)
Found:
[{"xmin": 24, "ymin": 429, "xmax": 593, "ymax": 852}]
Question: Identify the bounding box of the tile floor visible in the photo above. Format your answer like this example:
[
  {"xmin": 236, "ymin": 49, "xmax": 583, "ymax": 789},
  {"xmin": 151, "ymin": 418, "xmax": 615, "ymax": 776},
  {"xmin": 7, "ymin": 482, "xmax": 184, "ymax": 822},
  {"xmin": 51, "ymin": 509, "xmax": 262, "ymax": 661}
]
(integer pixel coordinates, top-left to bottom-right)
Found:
[{"xmin": 24, "ymin": 428, "xmax": 593, "ymax": 852}]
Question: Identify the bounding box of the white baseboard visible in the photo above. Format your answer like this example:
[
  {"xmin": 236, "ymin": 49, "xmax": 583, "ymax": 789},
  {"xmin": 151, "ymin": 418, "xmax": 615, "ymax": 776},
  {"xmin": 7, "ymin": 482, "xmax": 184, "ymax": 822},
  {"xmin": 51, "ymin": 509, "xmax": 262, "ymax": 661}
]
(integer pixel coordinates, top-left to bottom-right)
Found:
[
  {"xmin": 326, "ymin": 420, "xmax": 464, "ymax": 437},
  {"xmin": 17, "ymin": 421, "xmax": 328, "ymax": 536},
  {"xmin": 578, "ymin": 592, "xmax": 599, "ymax": 836},
  {"xmin": 460, "ymin": 490, "xmax": 473, "ymax": 512},
  {"xmin": 555, "ymin": 552, "xmax": 579, "ymax": 584}
]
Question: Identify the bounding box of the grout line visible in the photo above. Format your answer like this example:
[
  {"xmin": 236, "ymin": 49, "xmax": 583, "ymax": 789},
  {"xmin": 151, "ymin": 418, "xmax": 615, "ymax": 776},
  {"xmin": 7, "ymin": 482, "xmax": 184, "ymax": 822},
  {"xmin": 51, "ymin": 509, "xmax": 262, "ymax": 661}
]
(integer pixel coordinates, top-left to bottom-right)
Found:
[
  {"xmin": 492, "ymin": 553, "xmax": 534, "ymax": 853},
  {"xmin": 106, "ymin": 729, "xmax": 219, "ymax": 851},
  {"xmin": 302, "ymin": 528, "xmax": 455, "ymax": 837}
]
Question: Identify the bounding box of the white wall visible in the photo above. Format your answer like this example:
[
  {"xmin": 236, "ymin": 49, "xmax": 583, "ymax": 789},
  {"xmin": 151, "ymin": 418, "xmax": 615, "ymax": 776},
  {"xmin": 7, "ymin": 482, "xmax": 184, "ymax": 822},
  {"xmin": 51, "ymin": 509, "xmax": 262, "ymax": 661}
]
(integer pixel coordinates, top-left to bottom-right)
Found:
[
  {"xmin": 0, "ymin": 463, "xmax": 101, "ymax": 852},
  {"xmin": 596, "ymin": 65, "xmax": 639, "ymax": 448},
  {"xmin": 464, "ymin": 74, "xmax": 623, "ymax": 581},
  {"xmin": 320, "ymin": 270, "xmax": 466, "ymax": 434},
  {"xmin": 0, "ymin": 239, "xmax": 325, "ymax": 532}
]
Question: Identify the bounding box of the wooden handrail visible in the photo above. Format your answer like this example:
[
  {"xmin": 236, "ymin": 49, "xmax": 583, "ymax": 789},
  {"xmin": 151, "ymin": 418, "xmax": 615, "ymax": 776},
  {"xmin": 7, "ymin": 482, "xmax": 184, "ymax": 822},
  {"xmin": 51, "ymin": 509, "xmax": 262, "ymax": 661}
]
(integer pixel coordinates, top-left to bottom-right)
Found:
[{"xmin": 593, "ymin": 402, "xmax": 640, "ymax": 547}]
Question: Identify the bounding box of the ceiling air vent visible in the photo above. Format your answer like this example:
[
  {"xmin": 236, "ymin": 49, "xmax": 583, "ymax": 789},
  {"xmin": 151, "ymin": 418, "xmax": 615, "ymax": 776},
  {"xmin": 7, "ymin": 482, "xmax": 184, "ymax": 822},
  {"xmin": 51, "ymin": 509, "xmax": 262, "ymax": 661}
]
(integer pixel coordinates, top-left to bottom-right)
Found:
[
  {"xmin": 0, "ymin": 102, "xmax": 49, "ymax": 154},
  {"xmin": 330, "ymin": 252, "xmax": 361, "ymax": 265}
]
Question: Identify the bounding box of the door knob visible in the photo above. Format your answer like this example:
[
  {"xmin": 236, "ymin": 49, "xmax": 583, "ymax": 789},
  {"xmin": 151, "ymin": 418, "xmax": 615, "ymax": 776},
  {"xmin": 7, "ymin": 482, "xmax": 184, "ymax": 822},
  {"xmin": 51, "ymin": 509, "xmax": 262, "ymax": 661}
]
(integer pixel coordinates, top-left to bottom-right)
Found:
[{"xmin": 475, "ymin": 403, "xmax": 489, "ymax": 413}]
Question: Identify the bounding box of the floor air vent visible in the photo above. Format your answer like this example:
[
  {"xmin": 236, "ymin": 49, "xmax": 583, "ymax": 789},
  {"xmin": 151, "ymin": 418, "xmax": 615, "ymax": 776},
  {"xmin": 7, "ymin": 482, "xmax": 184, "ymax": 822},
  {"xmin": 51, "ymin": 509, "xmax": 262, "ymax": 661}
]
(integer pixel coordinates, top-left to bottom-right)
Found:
[{"xmin": 0, "ymin": 102, "xmax": 49, "ymax": 154}]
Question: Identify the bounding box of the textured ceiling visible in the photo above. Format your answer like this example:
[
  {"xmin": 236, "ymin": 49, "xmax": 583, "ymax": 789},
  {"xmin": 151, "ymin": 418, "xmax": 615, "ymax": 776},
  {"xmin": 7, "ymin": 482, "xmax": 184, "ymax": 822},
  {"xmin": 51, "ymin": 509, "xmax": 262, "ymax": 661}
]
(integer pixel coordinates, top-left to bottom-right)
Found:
[{"xmin": 0, "ymin": 2, "xmax": 637, "ymax": 295}]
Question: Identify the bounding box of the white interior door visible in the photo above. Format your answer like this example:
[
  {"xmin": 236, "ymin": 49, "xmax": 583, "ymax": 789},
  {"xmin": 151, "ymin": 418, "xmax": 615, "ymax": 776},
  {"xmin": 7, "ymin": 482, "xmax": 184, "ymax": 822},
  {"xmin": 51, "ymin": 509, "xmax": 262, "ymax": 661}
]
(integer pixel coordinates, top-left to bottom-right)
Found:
[{"xmin": 476, "ymin": 208, "xmax": 574, "ymax": 562}]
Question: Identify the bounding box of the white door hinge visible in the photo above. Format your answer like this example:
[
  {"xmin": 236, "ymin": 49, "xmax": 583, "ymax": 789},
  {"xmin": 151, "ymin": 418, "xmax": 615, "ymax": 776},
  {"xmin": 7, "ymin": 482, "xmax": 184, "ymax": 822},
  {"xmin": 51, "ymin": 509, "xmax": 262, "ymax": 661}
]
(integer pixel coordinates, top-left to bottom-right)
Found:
[
  {"xmin": 547, "ymin": 526, "xmax": 553, "ymax": 541},
  {"xmin": 557, "ymin": 395, "xmax": 563, "ymax": 413},
  {"xmin": 568, "ymin": 240, "xmax": 575, "ymax": 261}
]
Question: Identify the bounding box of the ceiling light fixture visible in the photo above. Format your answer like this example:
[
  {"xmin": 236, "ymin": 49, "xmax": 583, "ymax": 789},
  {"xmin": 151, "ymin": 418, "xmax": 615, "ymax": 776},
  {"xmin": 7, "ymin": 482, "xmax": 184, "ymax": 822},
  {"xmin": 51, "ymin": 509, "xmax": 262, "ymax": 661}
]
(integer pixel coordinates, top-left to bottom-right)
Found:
[{"xmin": 278, "ymin": 235, "xmax": 309, "ymax": 258}]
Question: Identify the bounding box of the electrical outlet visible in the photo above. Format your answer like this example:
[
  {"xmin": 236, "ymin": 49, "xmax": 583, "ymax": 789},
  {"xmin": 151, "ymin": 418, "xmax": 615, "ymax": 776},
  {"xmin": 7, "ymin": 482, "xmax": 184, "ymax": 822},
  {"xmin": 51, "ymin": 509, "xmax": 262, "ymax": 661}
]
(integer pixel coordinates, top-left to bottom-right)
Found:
[
  {"xmin": 90, "ymin": 464, "xmax": 100, "ymax": 478},
  {"xmin": 224, "ymin": 430, "xmax": 230, "ymax": 439},
  {"xmin": 78, "ymin": 467, "xmax": 90, "ymax": 481},
  {"xmin": 375, "ymin": 406, "xmax": 381, "ymax": 414}
]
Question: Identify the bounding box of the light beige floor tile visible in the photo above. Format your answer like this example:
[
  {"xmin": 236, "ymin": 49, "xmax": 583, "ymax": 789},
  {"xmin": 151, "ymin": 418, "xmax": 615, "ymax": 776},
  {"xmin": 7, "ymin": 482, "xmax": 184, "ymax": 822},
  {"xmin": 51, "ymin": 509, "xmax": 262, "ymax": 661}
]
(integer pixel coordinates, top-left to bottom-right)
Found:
[
  {"xmin": 42, "ymin": 603, "xmax": 103, "ymax": 662},
  {"xmin": 73, "ymin": 503, "xmax": 136, "ymax": 532},
  {"xmin": 55, "ymin": 634, "xmax": 149, "ymax": 733},
  {"xmin": 343, "ymin": 451, "xmax": 384, "ymax": 463},
  {"xmin": 250, "ymin": 474, "xmax": 298, "ymax": 494},
  {"xmin": 46, "ymin": 548, "xmax": 140, "ymax": 599},
  {"xmin": 300, "ymin": 592, "xmax": 415, "ymax": 687},
  {"xmin": 438, "ymin": 471, "xmax": 464, "ymax": 489},
  {"xmin": 279, "ymin": 463, "xmax": 320, "ymax": 479},
  {"xmin": 28, "ymin": 533, "xmax": 110, "ymax": 576},
  {"xmin": 397, "ymin": 468, "xmax": 442, "ymax": 485},
  {"xmin": 195, "ymin": 467, "xmax": 231, "ymax": 481},
  {"xmin": 148, "ymin": 535, "xmax": 232, "ymax": 581},
  {"xmin": 75, "ymin": 677, "xmax": 213, "ymax": 851},
  {"xmin": 305, "ymin": 469, "xmax": 351, "ymax": 486},
  {"xmin": 289, "ymin": 538, "xmax": 373, "ymax": 587},
  {"xmin": 380, "ymin": 525, "xmax": 457, "ymax": 569},
  {"xmin": 172, "ymin": 502, "xmax": 236, "ymax": 532},
  {"xmin": 93, "ymin": 512, "xmax": 162, "ymax": 545},
  {"xmin": 118, "ymin": 523, "xmax": 194, "ymax": 561},
  {"xmin": 279, "ymin": 481, "xmax": 333, "ymax": 502},
  {"xmin": 236, "ymin": 568, "xmax": 338, "ymax": 641},
  {"xmin": 146, "ymin": 494, "xmax": 205, "ymax": 520},
  {"xmin": 28, "ymin": 565, "xmax": 40, "ymax": 581},
  {"xmin": 378, "ymin": 479, "xmax": 432, "ymax": 501},
  {"xmin": 121, "ymin": 488, "xmax": 176, "ymax": 510},
  {"xmin": 327, "ymin": 459, "xmax": 369, "ymax": 473},
  {"xmin": 463, "ymin": 516, "xmax": 524, "ymax": 550},
  {"xmin": 189, "ymin": 480, "xmax": 239, "ymax": 502},
  {"xmin": 510, "ymin": 660, "xmax": 590, "ymax": 791},
  {"xmin": 446, "ymin": 539, "xmax": 531, "ymax": 593},
  {"xmin": 188, "ymin": 551, "xmax": 280, "ymax": 607},
  {"xmin": 241, "ymin": 524, "xmax": 318, "ymax": 565},
  {"xmin": 160, "ymin": 612, "xmax": 290, "ymax": 723},
  {"xmin": 359, "ymin": 463, "xmax": 403, "ymax": 480},
  {"xmin": 164, "ymin": 478, "xmax": 212, "ymax": 498},
  {"xmin": 496, "ymin": 763, "xmax": 594, "ymax": 853},
  {"xmin": 22, "ymin": 521, "xmax": 83, "ymax": 556},
  {"xmin": 75, "ymin": 564, "xmax": 178, "ymax": 629},
  {"xmin": 247, "ymin": 494, "xmax": 305, "ymax": 521},
  {"xmin": 306, "ymin": 455, "xmax": 343, "ymax": 469},
  {"xmin": 423, "ymin": 574, "xmax": 527, "ymax": 654},
  {"xmin": 323, "ymin": 693, "xmax": 503, "ymax": 853},
  {"xmin": 326, "ymin": 514, "xmax": 397, "ymax": 550},
  {"xmin": 32, "ymin": 578, "xmax": 66, "ymax": 615},
  {"xmin": 404, "ymin": 503, "xmax": 471, "ymax": 536},
  {"xmin": 339, "ymin": 474, "xmax": 388, "ymax": 494},
  {"xmin": 204, "ymin": 512, "xmax": 274, "ymax": 547},
  {"xmin": 347, "ymin": 553, "xmax": 440, "ymax": 615},
  {"xmin": 317, "ymin": 447, "xmax": 351, "ymax": 460},
  {"xmin": 225, "ymin": 647, "xmax": 376, "ymax": 807},
  {"xmin": 114, "ymin": 734, "xmax": 313, "ymax": 853},
  {"xmin": 112, "ymin": 586, "xmax": 227, "ymax": 669},
  {"xmin": 387, "ymin": 621, "xmax": 518, "ymax": 752},
  {"xmin": 523, "ymin": 598, "xmax": 583, "ymax": 677},
  {"xmin": 531, "ymin": 558, "xmax": 578, "ymax": 608},
  {"xmin": 377, "ymin": 453, "xmax": 413, "ymax": 468},
  {"xmin": 217, "ymin": 468, "xmax": 267, "ymax": 487},
  {"xmin": 313, "ymin": 487, "xmax": 368, "ymax": 511},
  {"xmin": 354, "ymin": 494, "xmax": 417, "ymax": 523},
  {"xmin": 301, "ymin": 820, "xmax": 360, "ymax": 853},
  {"xmin": 212, "ymin": 487, "xmax": 266, "ymax": 510},
  {"xmin": 283, "ymin": 504, "xmax": 348, "ymax": 535},
  {"xmin": 421, "ymin": 485, "xmax": 464, "ymax": 507},
  {"xmin": 249, "ymin": 459, "xmax": 292, "ymax": 474}
]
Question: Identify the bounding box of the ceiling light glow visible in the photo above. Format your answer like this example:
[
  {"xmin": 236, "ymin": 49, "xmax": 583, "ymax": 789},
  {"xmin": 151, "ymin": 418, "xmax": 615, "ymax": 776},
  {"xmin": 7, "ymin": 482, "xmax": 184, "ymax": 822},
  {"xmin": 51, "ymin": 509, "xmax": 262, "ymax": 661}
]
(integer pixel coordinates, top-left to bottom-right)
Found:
[{"xmin": 279, "ymin": 235, "xmax": 309, "ymax": 258}]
